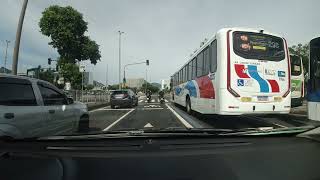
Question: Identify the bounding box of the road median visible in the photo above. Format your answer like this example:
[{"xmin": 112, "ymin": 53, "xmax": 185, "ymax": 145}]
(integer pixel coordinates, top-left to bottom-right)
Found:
[{"xmin": 86, "ymin": 102, "xmax": 110, "ymax": 111}]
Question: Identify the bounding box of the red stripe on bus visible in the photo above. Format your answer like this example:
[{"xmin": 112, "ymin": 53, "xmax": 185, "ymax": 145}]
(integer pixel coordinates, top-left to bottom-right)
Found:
[
  {"xmin": 227, "ymin": 30, "xmax": 240, "ymax": 97},
  {"xmin": 235, "ymin": 64, "xmax": 250, "ymax": 78},
  {"xmin": 267, "ymin": 79, "xmax": 280, "ymax": 92},
  {"xmin": 195, "ymin": 76, "xmax": 215, "ymax": 99}
]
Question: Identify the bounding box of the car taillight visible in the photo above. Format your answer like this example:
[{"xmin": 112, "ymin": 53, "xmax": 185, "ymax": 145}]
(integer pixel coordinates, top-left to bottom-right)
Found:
[{"xmin": 123, "ymin": 94, "xmax": 129, "ymax": 98}]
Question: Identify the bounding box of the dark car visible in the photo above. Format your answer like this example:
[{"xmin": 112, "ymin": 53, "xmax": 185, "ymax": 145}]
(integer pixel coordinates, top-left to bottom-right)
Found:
[{"xmin": 110, "ymin": 89, "xmax": 138, "ymax": 108}]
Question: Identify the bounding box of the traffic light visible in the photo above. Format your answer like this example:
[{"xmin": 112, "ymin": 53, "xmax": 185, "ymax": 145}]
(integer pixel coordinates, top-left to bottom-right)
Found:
[
  {"xmin": 48, "ymin": 58, "xmax": 52, "ymax": 65},
  {"xmin": 146, "ymin": 60, "xmax": 149, "ymax": 66}
]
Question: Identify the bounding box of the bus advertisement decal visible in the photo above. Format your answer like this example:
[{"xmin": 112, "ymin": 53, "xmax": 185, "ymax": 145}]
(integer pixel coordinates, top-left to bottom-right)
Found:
[
  {"xmin": 235, "ymin": 64, "xmax": 250, "ymax": 78},
  {"xmin": 247, "ymin": 65, "xmax": 269, "ymax": 93},
  {"xmin": 267, "ymin": 79, "xmax": 280, "ymax": 92},
  {"xmin": 195, "ymin": 76, "xmax": 215, "ymax": 99},
  {"xmin": 278, "ymin": 71, "xmax": 286, "ymax": 77},
  {"xmin": 185, "ymin": 81, "xmax": 197, "ymax": 97}
]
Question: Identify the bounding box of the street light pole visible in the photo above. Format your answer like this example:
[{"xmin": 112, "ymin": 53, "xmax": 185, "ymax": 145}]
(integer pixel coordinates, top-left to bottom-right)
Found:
[
  {"xmin": 4, "ymin": 40, "xmax": 10, "ymax": 73},
  {"xmin": 123, "ymin": 60, "xmax": 149, "ymax": 89},
  {"xmin": 118, "ymin": 30, "xmax": 124, "ymax": 89},
  {"xmin": 12, "ymin": 0, "xmax": 28, "ymax": 75},
  {"xmin": 106, "ymin": 64, "xmax": 108, "ymax": 89}
]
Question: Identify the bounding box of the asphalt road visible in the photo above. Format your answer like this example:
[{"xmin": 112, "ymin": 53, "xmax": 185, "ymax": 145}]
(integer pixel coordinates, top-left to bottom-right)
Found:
[{"xmin": 88, "ymin": 95, "xmax": 316, "ymax": 133}]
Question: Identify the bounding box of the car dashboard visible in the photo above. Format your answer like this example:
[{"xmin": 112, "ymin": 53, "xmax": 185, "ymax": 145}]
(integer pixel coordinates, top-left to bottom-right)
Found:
[{"xmin": 0, "ymin": 135, "xmax": 320, "ymax": 180}]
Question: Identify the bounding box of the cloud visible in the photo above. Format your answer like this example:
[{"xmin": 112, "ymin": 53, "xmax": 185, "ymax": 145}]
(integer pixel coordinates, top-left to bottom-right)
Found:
[{"xmin": 0, "ymin": 0, "xmax": 319, "ymax": 85}]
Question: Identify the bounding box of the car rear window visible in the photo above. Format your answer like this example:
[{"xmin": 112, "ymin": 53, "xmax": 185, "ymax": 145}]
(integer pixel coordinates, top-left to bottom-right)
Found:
[
  {"xmin": 112, "ymin": 91, "xmax": 128, "ymax": 95},
  {"xmin": 0, "ymin": 82, "xmax": 37, "ymax": 106},
  {"xmin": 290, "ymin": 55, "xmax": 302, "ymax": 76}
]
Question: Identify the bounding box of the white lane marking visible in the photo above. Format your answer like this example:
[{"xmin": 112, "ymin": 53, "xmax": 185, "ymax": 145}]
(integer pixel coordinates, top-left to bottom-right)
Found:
[
  {"xmin": 165, "ymin": 104, "xmax": 193, "ymax": 128},
  {"xmin": 151, "ymin": 99, "xmax": 155, "ymax": 102},
  {"xmin": 102, "ymin": 108, "xmax": 134, "ymax": 111},
  {"xmin": 139, "ymin": 100, "xmax": 144, "ymax": 103},
  {"xmin": 144, "ymin": 105, "xmax": 161, "ymax": 108},
  {"xmin": 103, "ymin": 109, "xmax": 135, "ymax": 131},
  {"xmin": 144, "ymin": 123, "xmax": 154, "ymax": 128},
  {"xmin": 165, "ymin": 99, "xmax": 168, "ymax": 103},
  {"xmin": 89, "ymin": 107, "xmax": 110, "ymax": 112},
  {"xmin": 142, "ymin": 108, "xmax": 164, "ymax": 110},
  {"xmin": 144, "ymin": 102, "xmax": 159, "ymax": 104}
]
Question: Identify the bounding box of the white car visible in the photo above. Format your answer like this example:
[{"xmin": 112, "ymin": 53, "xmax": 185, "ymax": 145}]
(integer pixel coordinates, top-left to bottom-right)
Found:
[{"xmin": 0, "ymin": 74, "xmax": 89, "ymax": 138}]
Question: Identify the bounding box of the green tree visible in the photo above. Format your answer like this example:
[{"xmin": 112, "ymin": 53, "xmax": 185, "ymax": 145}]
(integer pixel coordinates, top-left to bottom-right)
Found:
[
  {"xmin": 39, "ymin": 5, "xmax": 101, "ymax": 64},
  {"xmin": 59, "ymin": 62, "xmax": 82, "ymax": 90},
  {"xmin": 108, "ymin": 84, "xmax": 119, "ymax": 90},
  {"xmin": 39, "ymin": 69, "xmax": 55, "ymax": 83},
  {"xmin": 141, "ymin": 83, "xmax": 159, "ymax": 93},
  {"xmin": 86, "ymin": 84, "xmax": 94, "ymax": 90},
  {"xmin": 289, "ymin": 43, "xmax": 309, "ymax": 77}
]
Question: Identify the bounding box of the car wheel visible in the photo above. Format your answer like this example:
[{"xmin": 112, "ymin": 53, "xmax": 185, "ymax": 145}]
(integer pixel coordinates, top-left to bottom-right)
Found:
[
  {"xmin": 111, "ymin": 105, "xmax": 115, "ymax": 109},
  {"xmin": 78, "ymin": 115, "xmax": 89, "ymax": 133},
  {"xmin": 186, "ymin": 97, "xmax": 192, "ymax": 115}
]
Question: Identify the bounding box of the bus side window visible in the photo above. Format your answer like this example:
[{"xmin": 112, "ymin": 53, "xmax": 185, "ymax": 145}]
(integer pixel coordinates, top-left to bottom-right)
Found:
[
  {"xmin": 184, "ymin": 67, "xmax": 187, "ymax": 82},
  {"xmin": 197, "ymin": 51, "xmax": 204, "ymax": 77},
  {"xmin": 210, "ymin": 40, "xmax": 217, "ymax": 73},
  {"xmin": 203, "ymin": 47, "xmax": 210, "ymax": 75},
  {"xmin": 315, "ymin": 60, "xmax": 320, "ymax": 78},
  {"xmin": 188, "ymin": 62, "xmax": 192, "ymax": 81},
  {"xmin": 184, "ymin": 65, "xmax": 188, "ymax": 82},
  {"xmin": 192, "ymin": 58, "xmax": 197, "ymax": 79}
]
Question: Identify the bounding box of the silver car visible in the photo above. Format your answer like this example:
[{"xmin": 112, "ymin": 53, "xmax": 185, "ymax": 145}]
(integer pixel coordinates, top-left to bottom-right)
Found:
[{"xmin": 0, "ymin": 74, "xmax": 89, "ymax": 138}]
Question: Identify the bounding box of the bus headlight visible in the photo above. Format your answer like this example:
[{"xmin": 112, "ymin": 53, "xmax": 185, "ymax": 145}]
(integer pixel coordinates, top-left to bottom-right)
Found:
[
  {"xmin": 240, "ymin": 97, "xmax": 252, "ymax": 102},
  {"xmin": 274, "ymin": 97, "xmax": 282, "ymax": 102}
]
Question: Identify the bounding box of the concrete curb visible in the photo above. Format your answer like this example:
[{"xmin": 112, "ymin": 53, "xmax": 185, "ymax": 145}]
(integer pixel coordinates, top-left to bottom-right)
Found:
[{"xmin": 87, "ymin": 102, "xmax": 110, "ymax": 111}]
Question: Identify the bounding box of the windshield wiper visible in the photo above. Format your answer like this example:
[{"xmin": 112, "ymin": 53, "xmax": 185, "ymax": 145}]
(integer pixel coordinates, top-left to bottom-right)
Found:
[
  {"xmin": 38, "ymin": 126, "xmax": 317, "ymax": 140},
  {"xmin": 222, "ymin": 125, "xmax": 317, "ymax": 136}
]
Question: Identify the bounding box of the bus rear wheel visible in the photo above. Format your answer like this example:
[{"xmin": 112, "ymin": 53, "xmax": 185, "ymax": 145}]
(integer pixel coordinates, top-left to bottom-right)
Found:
[{"xmin": 186, "ymin": 97, "xmax": 192, "ymax": 114}]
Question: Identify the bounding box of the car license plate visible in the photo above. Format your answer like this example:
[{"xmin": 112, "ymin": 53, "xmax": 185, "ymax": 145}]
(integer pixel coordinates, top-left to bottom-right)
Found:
[
  {"xmin": 115, "ymin": 95, "xmax": 123, "ymax": 99},
  {"xmin": 257, "ymin": 96, "xmax": 268, "ymax": 101}
]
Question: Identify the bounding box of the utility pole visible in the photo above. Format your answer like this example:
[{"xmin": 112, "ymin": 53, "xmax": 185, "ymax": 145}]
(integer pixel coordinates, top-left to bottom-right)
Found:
[
  {"xmin": 145, "ymin": 67, "xmax": 148, "ymax": 94},
  {"xmin": 12, "ymin": 0, "xmax": 28, "ymax": 75},
  {"xmin": 4, "ymin": 40, "xmax": 10, "ymax": 73},
  {"xmin": 106, "ymin": 64, "xmax": 108, "ymax": 89},
  {"xmin": 118, "ymin": 30, "xmax": 124, "ymax": 89}
]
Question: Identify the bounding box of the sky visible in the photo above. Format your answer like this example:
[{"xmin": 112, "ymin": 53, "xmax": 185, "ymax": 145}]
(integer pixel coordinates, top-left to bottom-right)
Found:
[{"xmin": 0, "ymin": 0, "xmax": 319, "ymax": 85}]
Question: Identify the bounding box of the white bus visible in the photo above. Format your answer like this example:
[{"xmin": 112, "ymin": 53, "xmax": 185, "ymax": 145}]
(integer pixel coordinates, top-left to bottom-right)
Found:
[
  {"xmin": 290, "ymin": 54, "xmax": 305, "ymax": 107},
  {"xmin": 308, "ymin": 37, "xmax": 320, "ymax": 121},
  {"xmin": 172, "ymin": 27, "xmax": 291, "ymax": 115}
]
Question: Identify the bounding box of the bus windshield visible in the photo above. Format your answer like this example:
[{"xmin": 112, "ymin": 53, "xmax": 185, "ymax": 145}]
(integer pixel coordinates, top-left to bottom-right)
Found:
[
  {"xmin": 291, "ymin": 55, "xmax": 302, "ymax": 76},
  {"xmin": 233, "ymin": 31, "xmax": 285, "ymax": 61}
]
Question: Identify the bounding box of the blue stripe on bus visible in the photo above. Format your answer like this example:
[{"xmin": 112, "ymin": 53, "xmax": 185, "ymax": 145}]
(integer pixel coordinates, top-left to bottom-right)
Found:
[
  {"xmin": 185, "ymin": 80, "xmax": 197, "ymax": 97},
  {"xmin": 248, "ymin": 65, "xmax": 269, "ymax": 93},
  {"xmin": 307, "ymin": 80, "xmax": 320, "ymax": 102},
  {"xmin": 175, "ymin": 87, "xmax": 182, "ymax": 96}
]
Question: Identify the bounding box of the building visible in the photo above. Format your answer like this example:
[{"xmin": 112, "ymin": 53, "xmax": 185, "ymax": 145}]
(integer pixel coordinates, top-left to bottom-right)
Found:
[
  {"xmin": 161, "ymin": 79, "xmax": 170, "ymax": 90},
  {"xmin": 93, "ymin": 80, "xmax": 105, "ymax": 90},
  {"xmin": 0, "ymin": 67, "xmax": 12, "ymax": 74},
  {"xmin": 127, "ymin": 78, "xmax": 145, "ymax": 88},
  {"xmin": 83, "ymin": 72, "xmax": 93, "ymax": 85}
]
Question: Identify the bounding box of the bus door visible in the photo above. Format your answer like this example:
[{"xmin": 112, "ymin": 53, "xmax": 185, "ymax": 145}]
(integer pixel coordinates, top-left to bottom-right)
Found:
[{"xmin": 308, "ymin": 37, "xmax": 320, "ymax": 121}]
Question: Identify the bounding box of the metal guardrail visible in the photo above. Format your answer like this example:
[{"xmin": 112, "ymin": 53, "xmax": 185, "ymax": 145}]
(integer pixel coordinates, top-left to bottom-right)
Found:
[{"xmin": 64, "ymin": 90, "xmax": 110, "ymax": 103}]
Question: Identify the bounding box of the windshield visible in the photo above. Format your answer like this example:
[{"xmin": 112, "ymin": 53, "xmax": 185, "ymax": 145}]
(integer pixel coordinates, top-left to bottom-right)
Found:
[
  {"xmin": 233, "ymin": 31, "xmax": 285, "ymax": 61},
  {"xmin": 290, "ymin": 55, "xmax": 302, "ymax": 76},
  {"xmin": 0, "ymin": 0, "xmax": 319, "ymax": 141}
]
